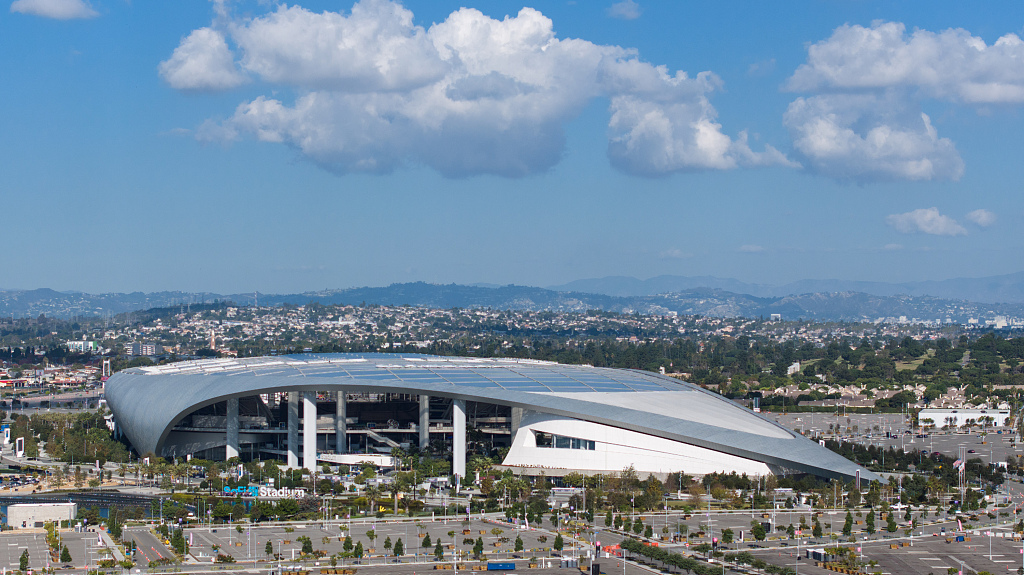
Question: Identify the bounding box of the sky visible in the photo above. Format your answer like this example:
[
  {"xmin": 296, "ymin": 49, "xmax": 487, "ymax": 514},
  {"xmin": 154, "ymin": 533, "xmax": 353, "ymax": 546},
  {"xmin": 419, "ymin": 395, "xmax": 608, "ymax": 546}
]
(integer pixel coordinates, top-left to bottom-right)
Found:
[{"xmin": 2, "ymin": 0, "xmax": 1023, "ymax": 294}]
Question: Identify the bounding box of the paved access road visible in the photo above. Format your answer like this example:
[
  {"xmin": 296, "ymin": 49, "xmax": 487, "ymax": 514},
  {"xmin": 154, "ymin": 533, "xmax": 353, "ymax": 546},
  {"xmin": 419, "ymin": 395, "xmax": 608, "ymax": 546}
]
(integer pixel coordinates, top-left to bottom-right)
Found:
[{"xmin": 125, "ymin": 526, "xmax": 175, "ymax": 565}]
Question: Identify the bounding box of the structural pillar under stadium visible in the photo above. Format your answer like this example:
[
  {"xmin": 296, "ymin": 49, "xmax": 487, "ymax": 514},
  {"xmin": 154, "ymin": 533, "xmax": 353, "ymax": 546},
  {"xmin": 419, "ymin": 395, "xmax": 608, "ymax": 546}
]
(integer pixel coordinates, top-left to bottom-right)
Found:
[
  {"xmin": 335, "ymin": 391, "xmax": 347, "ymax": 454},
  {"xmin": 453, "ymin": 398, "xmax": 466, "ymax": 483},
  {"xmin": 510, "ymin": 407, "xmax": 524, "ymax": 437},
  {"xmin": 303, "ymin": 391, "xmax": 317, "ymax": 471},
  {"xmin": 419, "ymin": 395, "xmax": 430, "ymax": 450},
  {"xmin": 225, "ymin": 397, "xmax": 239, "ymax": 460},
  {"xmin": 287, "ymin": 392, "xmax": 299, "ymax": 468}
]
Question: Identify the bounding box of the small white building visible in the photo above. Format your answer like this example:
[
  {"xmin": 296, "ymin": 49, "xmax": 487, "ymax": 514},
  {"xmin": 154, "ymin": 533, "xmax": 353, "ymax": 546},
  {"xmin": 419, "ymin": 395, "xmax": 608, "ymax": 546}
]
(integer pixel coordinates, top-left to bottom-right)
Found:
[
  {"xmin": 65, "ymin": 340, "xmax": 100, "ymax": 353},
  {"xmin": 918, "ymin": 408, "xmax": 1011, "ymax": 429},
  {"xmin": 7, "ymin": 502, "xmax": 77, "ymax": 528}
]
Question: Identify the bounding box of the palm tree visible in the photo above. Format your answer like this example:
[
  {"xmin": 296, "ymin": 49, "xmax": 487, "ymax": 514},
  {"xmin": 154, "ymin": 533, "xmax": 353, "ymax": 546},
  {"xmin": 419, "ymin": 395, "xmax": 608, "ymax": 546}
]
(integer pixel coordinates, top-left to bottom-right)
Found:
[
  {"xmin": 365, "ymin": 484, "xmax": 381, "ymax": 515},
  {"xmin": 390, "ymin": 447, "xmax": 407, "ymax": 471},
  {"xmin": 388, "ymin": 480, "xmax": 403, "ymax": 515}
]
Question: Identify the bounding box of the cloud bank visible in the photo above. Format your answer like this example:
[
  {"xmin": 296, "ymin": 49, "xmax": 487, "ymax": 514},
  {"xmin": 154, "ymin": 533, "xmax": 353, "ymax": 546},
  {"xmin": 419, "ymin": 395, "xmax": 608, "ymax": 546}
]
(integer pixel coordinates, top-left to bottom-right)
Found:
[
  {"xmin": 10, "ymin": 0, "xmax": 97, "ymax": 19},
  {"xmin": 160, "ymin": 0, "xmax": 790, "ymax": 177}
]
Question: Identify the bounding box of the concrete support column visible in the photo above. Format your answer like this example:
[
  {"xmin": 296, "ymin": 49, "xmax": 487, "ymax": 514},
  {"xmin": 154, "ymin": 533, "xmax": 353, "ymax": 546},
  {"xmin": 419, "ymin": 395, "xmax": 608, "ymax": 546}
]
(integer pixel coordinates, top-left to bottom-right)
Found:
[
  {"xmin": 452, "ymin": 398, "xmax": 466, "ymax": 482},
  {"xmin": 225, "ymin": 397, "xmax": 240, "ymax": 460},
  {"xmin": 510, "ymin": 407, "xmax": 524, "ymax": 438},
  {"xmin": 419, "ymin": 395, "xmax": 430, "ymax": 450},
  {"xmin": 303, "ymin": 391, "xmax": 317, "ymax": 471},
  {"xmin": 335, "ymin": 391, "xmax": 347, "ymax": 454},
  {"xmin": 287, "ymin": 392, "xmax": 299, "ymax": 468}
]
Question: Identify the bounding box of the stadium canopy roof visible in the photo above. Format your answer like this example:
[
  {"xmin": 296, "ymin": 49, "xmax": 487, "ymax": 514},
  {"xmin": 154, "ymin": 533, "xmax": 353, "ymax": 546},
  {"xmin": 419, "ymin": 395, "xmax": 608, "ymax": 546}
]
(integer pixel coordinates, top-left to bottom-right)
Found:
[{"xmin": 105, "ymin": 353, "xmax": 878, "ymax": 481}]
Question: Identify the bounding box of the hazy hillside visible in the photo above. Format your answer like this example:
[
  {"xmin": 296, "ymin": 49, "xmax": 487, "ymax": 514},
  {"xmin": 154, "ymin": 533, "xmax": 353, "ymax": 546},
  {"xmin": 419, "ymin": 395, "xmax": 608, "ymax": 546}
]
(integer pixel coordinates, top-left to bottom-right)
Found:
[
  {"xmin": 550, "ymin": 271, "xmax": 1024, "ymax": 304},
  {"xmin": 1, "ymin": 282, "xmax": 1023, "ymax": 324}
]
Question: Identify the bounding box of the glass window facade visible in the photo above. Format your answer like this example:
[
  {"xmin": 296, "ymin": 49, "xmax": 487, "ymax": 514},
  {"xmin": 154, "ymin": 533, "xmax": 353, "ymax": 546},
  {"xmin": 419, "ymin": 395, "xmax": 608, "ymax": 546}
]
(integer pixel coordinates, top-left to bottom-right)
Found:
[{"xmin": 534, "ymin": 431, "xmax": 595, "ymax": 450}]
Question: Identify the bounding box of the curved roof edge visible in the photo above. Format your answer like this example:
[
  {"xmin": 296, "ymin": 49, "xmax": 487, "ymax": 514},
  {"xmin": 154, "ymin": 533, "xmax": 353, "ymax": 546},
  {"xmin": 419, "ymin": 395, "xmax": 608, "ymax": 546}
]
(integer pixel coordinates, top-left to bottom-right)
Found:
[{"xmin": 106, "ymin": 356, "xmax": 880, "ymax": 483}]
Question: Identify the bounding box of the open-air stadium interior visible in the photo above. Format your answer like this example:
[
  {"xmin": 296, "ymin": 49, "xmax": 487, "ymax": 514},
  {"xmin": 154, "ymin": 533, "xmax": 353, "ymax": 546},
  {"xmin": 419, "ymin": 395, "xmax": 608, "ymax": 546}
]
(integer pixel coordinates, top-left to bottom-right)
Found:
[{"xmin": 104, "ymin": 353, "xmax": 877, "ymax": 483}]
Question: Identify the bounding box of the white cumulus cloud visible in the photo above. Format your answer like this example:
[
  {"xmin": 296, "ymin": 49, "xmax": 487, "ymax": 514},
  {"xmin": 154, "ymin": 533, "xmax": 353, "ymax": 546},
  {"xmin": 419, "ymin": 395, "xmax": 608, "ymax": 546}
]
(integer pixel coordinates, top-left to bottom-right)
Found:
[
  {"xmin": 160, "ymin": 0, "xmax": 792, "ymax": 178},
  {"xmin": 10, "ymin": 0, "xmax": 97, "ymax": 19},
  {"xmin": 783, "ymin": 94, "xmax": 963, "ymax": 182},
  {"xmin": 784, "ymin": 20, "xmax": 1024, "ymax": 182},
  {"xmin": 159, "ymin": 28, "xmax": 248, "ymax": 91},
  {"xmin": 966, "ymin": 208, "xmax": 996, "ymax": 227},
  {"xmin": 607, "ymin": 0, "xmax": 641, "ymax": 20},
  {"xmin": 886, "ymin": 207, "xmax": 967, "ymax": 236},
  {"xmin": 787, "ymin": 21, "xmax": 1024, "ymax": 104}
]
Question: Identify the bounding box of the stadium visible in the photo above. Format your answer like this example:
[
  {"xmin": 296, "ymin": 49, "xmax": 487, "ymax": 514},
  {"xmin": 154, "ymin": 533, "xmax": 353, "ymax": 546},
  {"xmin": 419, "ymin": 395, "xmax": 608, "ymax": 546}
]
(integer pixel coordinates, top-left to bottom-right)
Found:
[{"xmin": 104, "ymin": 353, "xmax": 876, "ymax": 483}]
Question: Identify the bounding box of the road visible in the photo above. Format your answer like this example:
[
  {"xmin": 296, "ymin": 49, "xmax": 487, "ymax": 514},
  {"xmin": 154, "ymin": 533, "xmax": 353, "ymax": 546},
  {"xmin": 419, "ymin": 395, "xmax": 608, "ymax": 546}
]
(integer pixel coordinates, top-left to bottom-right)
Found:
[{"xmin": 125, "ymin": 526, "xmax": 175, "ymax": 565}]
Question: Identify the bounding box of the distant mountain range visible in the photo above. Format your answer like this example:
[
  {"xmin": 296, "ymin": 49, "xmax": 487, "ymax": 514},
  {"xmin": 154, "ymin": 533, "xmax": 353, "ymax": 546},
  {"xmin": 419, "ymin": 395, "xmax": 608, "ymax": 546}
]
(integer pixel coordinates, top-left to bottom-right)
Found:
[
  {"xmin": 549, "ymin": 272, "xmax": 1024, "ymax": 304},
  {"xmin": 2, "ymin": 279, "xmax": 1024, "ymax": 324}
]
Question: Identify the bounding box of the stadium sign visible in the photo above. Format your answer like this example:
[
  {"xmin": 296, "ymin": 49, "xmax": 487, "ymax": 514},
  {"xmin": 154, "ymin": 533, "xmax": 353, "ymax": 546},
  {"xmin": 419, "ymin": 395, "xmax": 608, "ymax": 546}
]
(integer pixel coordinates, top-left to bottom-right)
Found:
[{"xmin": 223, "ymin": 485, "xmax": 307, "ymax": 498}]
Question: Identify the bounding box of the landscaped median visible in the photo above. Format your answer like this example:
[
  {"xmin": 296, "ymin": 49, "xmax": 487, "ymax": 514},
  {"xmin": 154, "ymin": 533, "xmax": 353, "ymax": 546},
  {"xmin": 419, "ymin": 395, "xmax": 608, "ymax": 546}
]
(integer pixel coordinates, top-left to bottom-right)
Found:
[{"xmin": 619, "ymin": 537, "xmax": 796, "ymax": 575}]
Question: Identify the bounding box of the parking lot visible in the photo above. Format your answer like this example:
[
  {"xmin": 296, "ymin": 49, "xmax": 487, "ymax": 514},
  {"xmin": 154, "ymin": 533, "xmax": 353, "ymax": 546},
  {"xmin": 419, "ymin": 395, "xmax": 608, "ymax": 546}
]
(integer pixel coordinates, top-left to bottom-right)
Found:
[
  {"xmin": 769, "ymin": 412, "xmax": 1023, "ymax": 462},
  {"xmin": 743, "ymin": 529, "xmax": 1024, "ymax": 575},
  {"xmin": 770, "ymin": 412, "xmax": 910, "ymax": 438},
  {"xmin": 187, "ymin": 517, "xmax": 564, "ymax": 564},
  {"xmin": 0, "ymin": 530, "xmax": 97, "ymax": 570}
]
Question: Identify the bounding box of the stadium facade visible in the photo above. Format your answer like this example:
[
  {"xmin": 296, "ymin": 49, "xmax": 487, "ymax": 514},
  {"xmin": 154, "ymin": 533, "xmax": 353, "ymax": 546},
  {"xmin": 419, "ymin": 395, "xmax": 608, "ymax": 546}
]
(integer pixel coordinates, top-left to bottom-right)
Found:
[{"xmin": 105, "ymin": 354, "xmax": 876, "ymax": 482}]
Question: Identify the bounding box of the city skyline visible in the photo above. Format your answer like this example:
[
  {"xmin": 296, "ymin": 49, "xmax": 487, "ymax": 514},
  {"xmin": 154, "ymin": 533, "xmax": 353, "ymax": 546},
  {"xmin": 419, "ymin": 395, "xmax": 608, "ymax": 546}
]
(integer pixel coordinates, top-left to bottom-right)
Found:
[{"xmin": 2, "ymin": 0, "xmax": 1022, "ymax": 293}]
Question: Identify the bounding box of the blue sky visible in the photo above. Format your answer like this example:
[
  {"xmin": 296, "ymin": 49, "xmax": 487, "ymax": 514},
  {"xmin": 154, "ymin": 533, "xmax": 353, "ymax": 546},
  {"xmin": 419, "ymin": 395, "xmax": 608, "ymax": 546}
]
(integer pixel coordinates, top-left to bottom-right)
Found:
[{"xmin": 2, "ymin": 0, "xmax": 1022, "ymax": 294}]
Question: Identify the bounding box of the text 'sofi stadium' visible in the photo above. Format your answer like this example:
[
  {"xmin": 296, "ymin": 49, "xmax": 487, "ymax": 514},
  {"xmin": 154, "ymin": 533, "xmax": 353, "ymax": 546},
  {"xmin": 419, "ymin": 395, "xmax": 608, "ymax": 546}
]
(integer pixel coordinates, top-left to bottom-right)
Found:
[{"xmin": 105, "ymin": 354, "xmax": 877, "ymax": 482}]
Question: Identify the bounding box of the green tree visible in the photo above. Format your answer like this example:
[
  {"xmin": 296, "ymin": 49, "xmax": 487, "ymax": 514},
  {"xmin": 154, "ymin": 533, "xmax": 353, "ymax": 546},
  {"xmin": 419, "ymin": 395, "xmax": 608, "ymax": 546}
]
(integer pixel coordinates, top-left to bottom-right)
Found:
[
  {"xmin": 434, "ymin": 540, "xmax": 444, "ymax": 560},
  {"xmin": 721, "ymin": 529, "xmax": 733, "ymax": 545},
  {"xmin": 171, "ymin": 527, "xmax": 186, "ymax": 555},
  {"xmin": 813, "ymin": 519, "xmax": 822, "ymax": 538},
  {"xmin": 605, "ymin": 511, "xmax": 613, "ymax": 528},
  {"xmin": 473, "ymin": 537, "xmax": 484, "ymax": 559},
  {"xmin": 751, "ymin": 521, "xmax": 766, "ymax": 541},
  {"xmin": 423, "ymin": 533, "xmax": 432, "ymax": 549},
  {"xmin": 343, "ymin": 536, "xmax": 353, "ymax": 553},
  {"xmin": 614, "ymin": 515, "xmax": 623, "ymax": 530},
  {"xmin": 842, "ymin": 511, "xmax": 853, "ymax": 536},
  {"xmin": 553, "ymin": 534, "xmax": 564, "ymax": 552},
  {"xmin": 866, "ymin": 511, "xmax": 876, "ymax": 534},
  {"xmin": 394, "ymin": 538, "xmax": 404, "ymax": 557},
  {"xmin": 60, "ymin": 546, "xmax": 71, "ymax": 563},
  {"xmin": 514, "ymin": 535, "xmax": 524, "ymax": 552},
  {"xmin": 632, "ymin": 517, "xmax": 644, "ymax": 535},
  {"xmin": 19, "ymin": 549, "xmax": 28, "ymax": 571},
  {"xmin": 886, "ymin": 513, "xmax": 897, "ymax": 533},
  {"xmin": 301, "ymin": 536, "xmax": 313, "ymax": 555},
  {"xmin": 265, "ymin": 541, "xmax": 274, "ymax": 557},
  {"xmin": 644, "ymin": 525, "xmax": 652, "ymax": 538},
  {"xmin": 786, "ymin": 524, "xmax": 795, "ymax": 539},
  {"xmin": 353, "ymin": 542, "xmax": 363, "ymax": 558},
  {"xmin": 384, "ymin": 536, "xmax": 392, "ymax": 553}
]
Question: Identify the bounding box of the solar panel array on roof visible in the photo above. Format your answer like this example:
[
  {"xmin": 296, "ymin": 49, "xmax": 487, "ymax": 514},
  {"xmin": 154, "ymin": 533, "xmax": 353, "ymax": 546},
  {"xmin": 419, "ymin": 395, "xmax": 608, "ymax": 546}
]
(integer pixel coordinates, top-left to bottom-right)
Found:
[{"xmin": 132, "ymin": 353, "xmax": 686, "ymax": 393}]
